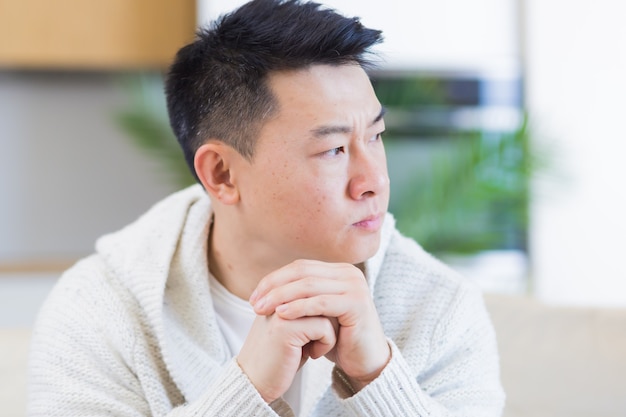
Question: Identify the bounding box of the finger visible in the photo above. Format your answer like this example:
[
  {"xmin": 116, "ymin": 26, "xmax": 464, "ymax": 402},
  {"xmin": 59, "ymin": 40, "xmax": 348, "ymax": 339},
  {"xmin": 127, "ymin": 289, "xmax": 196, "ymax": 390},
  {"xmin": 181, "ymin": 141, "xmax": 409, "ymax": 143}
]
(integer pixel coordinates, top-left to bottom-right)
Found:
[
  {"xmin": 253, "ymin": 275, "xmax": 350, "ymax": 315},
  {"xmin": 251, "ymin": 261, "xmax": 367, "ymax": 315},
  {"xmin": 295, "ymin": 316, "xmax": 337, "ymax": 350},
  {"xmin": 237, "ymin": 315, "xmax": 337, "ymax": 403},
  {"xmin": 250, "ymin": 260, "xmax": 351, "ymax": 304},
  {"xmin": 275, "ymin": 294, "xmax": 355, "ymax": 321},
  {"xmin": 303, "ymin": 318, "xmax": 337, "ymax": 359}
]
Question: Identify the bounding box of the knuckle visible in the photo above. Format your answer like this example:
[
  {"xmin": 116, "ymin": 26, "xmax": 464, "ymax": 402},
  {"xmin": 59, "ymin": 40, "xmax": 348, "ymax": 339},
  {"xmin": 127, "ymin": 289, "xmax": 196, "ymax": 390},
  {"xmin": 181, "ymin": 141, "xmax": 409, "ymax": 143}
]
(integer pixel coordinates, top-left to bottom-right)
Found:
[
  {"xmin": 292, "ymin": 258, "xmax": 309, "ymax": 269},
  {"xmin": 302, "ymin": 277, "xmax": 317, "ymax": 292},
  {"xmin": 316, "ymin": 295, "xmax": 329, "ymax": 311}
]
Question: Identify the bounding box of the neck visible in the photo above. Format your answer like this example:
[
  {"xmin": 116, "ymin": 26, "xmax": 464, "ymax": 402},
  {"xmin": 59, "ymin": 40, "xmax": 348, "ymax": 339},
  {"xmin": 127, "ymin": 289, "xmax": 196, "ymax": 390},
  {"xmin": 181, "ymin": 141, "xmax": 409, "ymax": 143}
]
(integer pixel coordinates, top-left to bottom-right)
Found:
[
  {"xmin": 208, "ymin": 211, "xmax": 371, "ymax": 300},
  {"xmin": 208, "ymin": 214, "xmax": 283, "ymax": 300}
]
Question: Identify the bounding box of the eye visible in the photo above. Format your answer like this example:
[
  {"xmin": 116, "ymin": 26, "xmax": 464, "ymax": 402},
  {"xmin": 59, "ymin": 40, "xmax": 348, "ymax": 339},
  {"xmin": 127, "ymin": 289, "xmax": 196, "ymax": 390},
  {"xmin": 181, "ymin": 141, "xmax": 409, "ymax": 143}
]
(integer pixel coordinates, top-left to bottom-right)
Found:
[
  {"xmin": 371, "ymin": 131, "xmax": 385, "ymax": 142},
  {"xmin": 321, "ymin": 146, "xmax": 345, "ymax": 157}
]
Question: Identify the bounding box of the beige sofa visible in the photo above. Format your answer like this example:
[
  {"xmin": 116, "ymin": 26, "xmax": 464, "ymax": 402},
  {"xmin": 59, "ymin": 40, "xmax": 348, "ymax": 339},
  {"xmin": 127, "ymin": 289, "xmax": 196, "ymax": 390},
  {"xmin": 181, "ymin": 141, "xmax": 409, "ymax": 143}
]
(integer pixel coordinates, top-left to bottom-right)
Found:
[
  {"xmin": 3, "ymin": 294, "xmax": 626, "ymax": 417},
  {"xmin": 1, "ymin": 328, "xmax": 30, "ymax": 417},
  {"xmin": 485, "ymin": 294, "xmax": 626, "ymax": 417}
]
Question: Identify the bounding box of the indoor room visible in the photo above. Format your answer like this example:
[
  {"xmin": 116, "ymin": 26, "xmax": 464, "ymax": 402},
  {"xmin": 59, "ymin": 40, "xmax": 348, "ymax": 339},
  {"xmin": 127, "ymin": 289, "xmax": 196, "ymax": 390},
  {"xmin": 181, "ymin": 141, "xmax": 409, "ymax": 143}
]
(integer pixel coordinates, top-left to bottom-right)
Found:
[{"xmin": 2, "ymin": 0, "xmax": 625, "ymax": 416}]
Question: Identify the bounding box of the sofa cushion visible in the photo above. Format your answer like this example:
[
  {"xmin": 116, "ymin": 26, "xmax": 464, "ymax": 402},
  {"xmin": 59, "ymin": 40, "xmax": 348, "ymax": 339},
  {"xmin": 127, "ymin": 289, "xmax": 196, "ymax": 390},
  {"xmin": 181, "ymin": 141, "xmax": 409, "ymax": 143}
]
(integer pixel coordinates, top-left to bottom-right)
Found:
[
  {"xmin": 485, "ymin": 294, "xmax": 626, "ymax": 417},
  {"xmin": 0, "ymin": 328, "xmax": 31, "ymax": 417}
]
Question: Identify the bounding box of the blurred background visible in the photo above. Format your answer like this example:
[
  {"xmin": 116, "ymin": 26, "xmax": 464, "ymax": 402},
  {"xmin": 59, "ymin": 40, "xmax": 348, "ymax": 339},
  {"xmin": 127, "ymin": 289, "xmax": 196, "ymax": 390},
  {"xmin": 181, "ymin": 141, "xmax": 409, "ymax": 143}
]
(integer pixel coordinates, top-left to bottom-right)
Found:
[{"xmin": 1, "ymin": 0, "xmax": 626, "ymax": 330}]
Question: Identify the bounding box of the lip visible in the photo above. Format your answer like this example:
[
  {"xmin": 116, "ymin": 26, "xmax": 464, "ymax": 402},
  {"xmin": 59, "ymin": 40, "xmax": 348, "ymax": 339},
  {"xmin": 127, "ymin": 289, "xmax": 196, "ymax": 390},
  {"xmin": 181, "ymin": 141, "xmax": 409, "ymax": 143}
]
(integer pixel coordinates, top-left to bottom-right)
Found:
[{"xmin": 352, "ymin": 213, "xmax": 384, "ymax": 232}]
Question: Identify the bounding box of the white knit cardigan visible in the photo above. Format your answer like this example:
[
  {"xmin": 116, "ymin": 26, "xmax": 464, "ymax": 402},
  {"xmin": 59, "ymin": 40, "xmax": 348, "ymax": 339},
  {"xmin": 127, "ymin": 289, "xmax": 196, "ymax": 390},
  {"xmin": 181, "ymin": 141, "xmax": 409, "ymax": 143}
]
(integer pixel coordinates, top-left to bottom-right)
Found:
[{"xmin": 28, "ymin": 185, "xmax": 505, "ymax": 416}]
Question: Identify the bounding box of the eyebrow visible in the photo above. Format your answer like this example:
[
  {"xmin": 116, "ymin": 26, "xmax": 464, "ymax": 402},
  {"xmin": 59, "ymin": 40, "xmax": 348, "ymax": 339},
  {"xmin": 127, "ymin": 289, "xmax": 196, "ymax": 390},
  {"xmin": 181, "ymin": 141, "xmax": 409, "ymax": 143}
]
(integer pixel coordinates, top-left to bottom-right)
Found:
[{"xmin": 310, "ymin": 106, "xmax": 387, "ymax": 138}]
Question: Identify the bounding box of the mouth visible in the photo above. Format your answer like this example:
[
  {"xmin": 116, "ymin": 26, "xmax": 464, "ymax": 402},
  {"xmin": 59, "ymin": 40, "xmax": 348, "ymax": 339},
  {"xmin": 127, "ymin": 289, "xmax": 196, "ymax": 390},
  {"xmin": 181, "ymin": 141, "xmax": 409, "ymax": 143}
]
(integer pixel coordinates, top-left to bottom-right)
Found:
[{"xmin": 352, "ymin": 213, "xmax": 384, "ymax": 232}]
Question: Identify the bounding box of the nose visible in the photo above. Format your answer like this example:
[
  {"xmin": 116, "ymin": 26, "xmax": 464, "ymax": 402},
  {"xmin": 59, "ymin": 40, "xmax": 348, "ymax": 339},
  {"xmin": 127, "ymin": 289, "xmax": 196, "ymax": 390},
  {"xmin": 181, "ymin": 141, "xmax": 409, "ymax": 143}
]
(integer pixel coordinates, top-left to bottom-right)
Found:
[{"xmin": 348, "ymin": 147, "xmax": 390, "ymax": 200}]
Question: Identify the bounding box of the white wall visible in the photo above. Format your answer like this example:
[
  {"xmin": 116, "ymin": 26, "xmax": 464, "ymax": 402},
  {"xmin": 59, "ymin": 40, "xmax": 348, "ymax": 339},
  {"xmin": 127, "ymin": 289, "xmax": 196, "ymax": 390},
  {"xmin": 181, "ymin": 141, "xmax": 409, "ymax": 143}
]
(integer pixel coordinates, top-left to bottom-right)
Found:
[
  {"xmin": 199, "ymin": 0, "xmax": 519, "ymax": 75},
  {"xmin": 526, "ymin": 1, "xmax": 626, "ymax": 307},
  {"xmin": 0, "ymin": 73, "xmax": 178, "ymax": 264}
]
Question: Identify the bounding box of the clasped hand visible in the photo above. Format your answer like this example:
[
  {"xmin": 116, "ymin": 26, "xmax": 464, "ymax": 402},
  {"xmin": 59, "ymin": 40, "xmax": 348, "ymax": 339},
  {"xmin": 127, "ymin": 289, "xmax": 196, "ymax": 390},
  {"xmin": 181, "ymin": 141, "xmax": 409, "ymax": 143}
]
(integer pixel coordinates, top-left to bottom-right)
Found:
[{"xmin": 236, "ymin": 260, "xmax": 391, "ymax": 403}]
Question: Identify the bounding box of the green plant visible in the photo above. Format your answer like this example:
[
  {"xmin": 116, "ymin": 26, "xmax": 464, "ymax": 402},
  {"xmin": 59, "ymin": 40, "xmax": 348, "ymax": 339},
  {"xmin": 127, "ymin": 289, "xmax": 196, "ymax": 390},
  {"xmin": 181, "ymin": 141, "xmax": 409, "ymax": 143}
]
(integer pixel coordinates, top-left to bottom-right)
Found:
[
  {"xmin": 389, "ymin": 119, "xmax": 535, "ymax": 254},
  {"xmin": 373, "ymin": 75, "xmax": 544, "ymax": 255}
]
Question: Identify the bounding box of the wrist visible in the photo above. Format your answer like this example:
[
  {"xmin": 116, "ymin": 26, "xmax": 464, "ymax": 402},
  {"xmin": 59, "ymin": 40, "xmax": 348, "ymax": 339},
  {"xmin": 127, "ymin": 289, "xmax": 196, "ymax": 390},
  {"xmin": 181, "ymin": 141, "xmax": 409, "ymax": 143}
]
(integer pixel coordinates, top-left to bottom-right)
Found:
[
  {"xmin": 333, "ymin": 365, "xmax": 383, "ymax": 398},
  {"xmin": 345, "ymin": 364, "xmax": 386, "ymax": 392},
  {"xmin": 335, "ymin": 344, "xmax": 392, "ymax": 394}
]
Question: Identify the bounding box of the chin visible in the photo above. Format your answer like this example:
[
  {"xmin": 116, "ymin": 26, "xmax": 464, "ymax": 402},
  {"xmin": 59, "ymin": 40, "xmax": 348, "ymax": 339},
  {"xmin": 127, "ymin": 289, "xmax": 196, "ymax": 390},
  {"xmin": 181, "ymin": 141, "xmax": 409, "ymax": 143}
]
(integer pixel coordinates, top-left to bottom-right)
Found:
[{"xmin": 334, "ymin": 238, "xmax": 382, "ymax": 265}]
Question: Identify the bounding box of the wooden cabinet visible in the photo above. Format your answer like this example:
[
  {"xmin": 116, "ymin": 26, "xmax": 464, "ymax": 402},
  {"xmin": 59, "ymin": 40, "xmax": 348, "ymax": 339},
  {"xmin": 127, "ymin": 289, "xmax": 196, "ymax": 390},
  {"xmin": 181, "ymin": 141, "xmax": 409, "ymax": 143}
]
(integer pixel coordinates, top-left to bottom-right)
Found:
[{"xmin": 0, "ymin": 0, "xmax": 196, "ymax": 70}]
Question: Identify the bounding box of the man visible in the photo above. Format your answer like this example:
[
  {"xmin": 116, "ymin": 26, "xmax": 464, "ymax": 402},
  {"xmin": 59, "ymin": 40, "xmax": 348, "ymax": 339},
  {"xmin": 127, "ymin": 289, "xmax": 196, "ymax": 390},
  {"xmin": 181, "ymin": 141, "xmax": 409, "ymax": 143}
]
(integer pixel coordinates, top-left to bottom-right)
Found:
[{"xmin": 28, "ymin": 0, "xmax": 505, "ymax": 416}]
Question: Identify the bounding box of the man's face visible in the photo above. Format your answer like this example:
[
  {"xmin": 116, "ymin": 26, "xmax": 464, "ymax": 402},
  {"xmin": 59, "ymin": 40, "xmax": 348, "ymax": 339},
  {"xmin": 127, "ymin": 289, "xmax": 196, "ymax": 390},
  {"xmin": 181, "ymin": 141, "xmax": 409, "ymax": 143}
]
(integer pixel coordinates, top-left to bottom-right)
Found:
[{"xmin": 233, "ymin": 64, "xmax": 390, "ymax": 266}]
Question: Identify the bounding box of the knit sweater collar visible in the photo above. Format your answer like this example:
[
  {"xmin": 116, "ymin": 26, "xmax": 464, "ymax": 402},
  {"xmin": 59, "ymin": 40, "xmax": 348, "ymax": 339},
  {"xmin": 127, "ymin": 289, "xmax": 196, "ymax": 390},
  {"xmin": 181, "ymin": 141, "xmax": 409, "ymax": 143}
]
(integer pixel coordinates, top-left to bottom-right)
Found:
[{"xmin": 94, "ymin": 184, "xmax": 395, "ymax": 404}]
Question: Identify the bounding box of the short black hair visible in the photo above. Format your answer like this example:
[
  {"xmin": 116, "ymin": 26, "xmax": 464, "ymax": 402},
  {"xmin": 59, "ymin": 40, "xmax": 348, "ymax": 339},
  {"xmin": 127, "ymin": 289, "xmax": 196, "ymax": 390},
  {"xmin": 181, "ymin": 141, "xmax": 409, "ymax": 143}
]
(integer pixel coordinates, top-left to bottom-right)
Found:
[{"xmin": 165, "ymin": 0, "xmax": 383, "ymax": 182}]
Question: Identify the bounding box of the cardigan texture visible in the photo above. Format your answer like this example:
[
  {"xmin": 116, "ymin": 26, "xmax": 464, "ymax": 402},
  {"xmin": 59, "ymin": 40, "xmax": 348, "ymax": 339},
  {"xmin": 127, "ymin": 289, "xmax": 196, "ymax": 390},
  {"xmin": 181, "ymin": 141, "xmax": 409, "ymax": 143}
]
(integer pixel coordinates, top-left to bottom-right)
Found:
[{"xmin": 28, "ymin": 185, "xmax": 505, "ymax": 416}]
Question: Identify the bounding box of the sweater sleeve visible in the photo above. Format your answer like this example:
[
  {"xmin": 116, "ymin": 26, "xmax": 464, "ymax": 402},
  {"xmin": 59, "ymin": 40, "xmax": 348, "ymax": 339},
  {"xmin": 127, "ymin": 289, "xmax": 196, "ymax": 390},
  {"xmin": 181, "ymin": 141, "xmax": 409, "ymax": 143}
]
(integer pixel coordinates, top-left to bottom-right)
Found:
[
  {"xmin": 332, "ymin": 286, "xmax": 505, "ymax": 417},
  {"xmin": 27, "ymin": 263, "xmax": 154, "ymax": 417},
  {"xmin": 167, "ymin": 359, "xmax": 294, "ymax": 417},
  {"xmin": 26, "ymin": 261, "xmax": 289, "ymax": 417}
]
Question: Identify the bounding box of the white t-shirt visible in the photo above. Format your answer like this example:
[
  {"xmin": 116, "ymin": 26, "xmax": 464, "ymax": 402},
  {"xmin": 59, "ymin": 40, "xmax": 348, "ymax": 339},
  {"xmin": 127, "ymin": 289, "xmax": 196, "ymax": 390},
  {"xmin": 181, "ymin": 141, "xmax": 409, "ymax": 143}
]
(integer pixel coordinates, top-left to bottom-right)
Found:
[{"xmin": 209, "ymin": 274, "xmax": 304, "ymax": 414}]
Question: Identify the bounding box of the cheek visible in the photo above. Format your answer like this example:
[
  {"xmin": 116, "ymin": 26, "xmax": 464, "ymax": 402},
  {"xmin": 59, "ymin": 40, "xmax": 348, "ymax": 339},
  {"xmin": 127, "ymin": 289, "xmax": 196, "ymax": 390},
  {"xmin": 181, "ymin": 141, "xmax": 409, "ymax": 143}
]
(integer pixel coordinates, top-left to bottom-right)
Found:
[
  {"xmin": 259, "ymin": 162, "xmax": 300, "ymax": 203},
  {"xmin": 253, "ymin": 159, "xmax": 343, "ymax": 227},
  {"xmin": 286, "ymin": 183, "xmax": 325, "ymax": 216},
  {"xmin": 296, "ymin": 182, "xmax": 342, "ymax": 233},
  {"xmin": 282, "ymin": 181, "xmax": 334, "ymax": 226}
]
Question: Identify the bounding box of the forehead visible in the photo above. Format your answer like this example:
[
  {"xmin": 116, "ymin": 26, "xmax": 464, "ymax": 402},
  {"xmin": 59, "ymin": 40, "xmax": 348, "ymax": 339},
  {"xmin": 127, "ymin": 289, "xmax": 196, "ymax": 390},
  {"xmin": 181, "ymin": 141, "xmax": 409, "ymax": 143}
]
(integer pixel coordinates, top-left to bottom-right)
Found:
[{"xmin": 266, "ymin": 64, "xmax": 381, "ymax": 120}]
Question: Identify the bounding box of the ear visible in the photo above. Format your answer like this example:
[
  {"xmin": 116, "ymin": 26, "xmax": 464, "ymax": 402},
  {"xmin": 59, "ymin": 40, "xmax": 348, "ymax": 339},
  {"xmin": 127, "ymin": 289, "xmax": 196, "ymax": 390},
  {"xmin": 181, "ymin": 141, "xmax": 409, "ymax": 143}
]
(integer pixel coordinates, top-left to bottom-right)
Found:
[{"xmin": 194, "ymin": 141, "xmax": 240, "ymax": 205}]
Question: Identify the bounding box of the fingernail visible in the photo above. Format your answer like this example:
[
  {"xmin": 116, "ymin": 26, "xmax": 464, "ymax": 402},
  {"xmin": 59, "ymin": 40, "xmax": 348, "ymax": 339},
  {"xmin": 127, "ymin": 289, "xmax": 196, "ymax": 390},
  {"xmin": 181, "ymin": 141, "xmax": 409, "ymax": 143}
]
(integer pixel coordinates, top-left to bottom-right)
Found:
[
  {"xmin": 255, "ymin": 297, "xmax": 266, "ymax": 311},
  {"xmin": 249, "ymin": 289, "xmax": 259, "ymax": 303}
]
